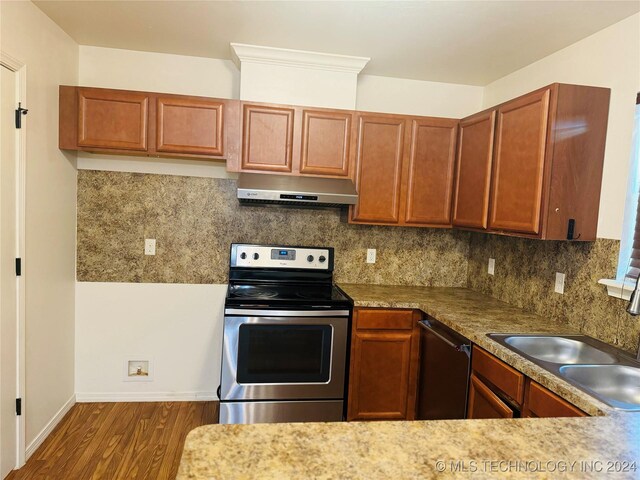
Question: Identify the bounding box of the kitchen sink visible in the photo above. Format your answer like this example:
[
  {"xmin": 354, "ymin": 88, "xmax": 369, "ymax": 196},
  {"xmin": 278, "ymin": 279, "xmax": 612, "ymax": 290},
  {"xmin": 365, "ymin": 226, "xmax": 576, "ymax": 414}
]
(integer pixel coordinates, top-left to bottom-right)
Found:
[
  {"xmin": 488, "ymin": 333, "xmax": 640, "ymax": 411},
  {"xmin": 503, "ymin": 336, "xmax": 618, "ymax": 365},
  {"xmin": 559, "ymin": 365, "xmax": 640, "ymax": 411}
]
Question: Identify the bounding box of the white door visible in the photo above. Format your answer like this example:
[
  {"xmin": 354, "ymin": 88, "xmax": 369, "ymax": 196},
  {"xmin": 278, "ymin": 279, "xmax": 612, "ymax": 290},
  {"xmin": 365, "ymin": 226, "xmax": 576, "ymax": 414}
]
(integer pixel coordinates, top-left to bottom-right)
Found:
[{"xmin": 0, "ymin": 64, "xmax": 19, "ymax": 479}]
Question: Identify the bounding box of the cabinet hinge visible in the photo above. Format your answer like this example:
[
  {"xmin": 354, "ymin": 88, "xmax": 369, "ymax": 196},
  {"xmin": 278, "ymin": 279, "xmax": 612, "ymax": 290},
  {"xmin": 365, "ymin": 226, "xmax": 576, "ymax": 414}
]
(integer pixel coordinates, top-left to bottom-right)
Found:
[
  {"xmin": 15, "ymin": 103, "xmax": 28, "ymax": 129},
  {"xmin": 16, "ymin": 398, "xmax": 22, "ymax": 416}
]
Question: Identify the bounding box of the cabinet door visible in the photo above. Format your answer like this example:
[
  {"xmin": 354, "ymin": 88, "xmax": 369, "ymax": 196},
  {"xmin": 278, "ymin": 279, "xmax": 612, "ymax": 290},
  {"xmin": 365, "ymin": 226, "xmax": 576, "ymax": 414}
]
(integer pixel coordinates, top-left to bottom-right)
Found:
[
  {"xmin": 523, "ymin": 381, "xmax": 586, "ymax": 418},
  {"xmin": 241, "ymin": 104, "xmax": 295, "ymax": 173},
  {"xmin": 467, "ymin": 374, "xmax": 515, "ymax": 419},
  {"xmin": 489, "ymin": 89, "xmax": 550, "ymax": 234},
  {"xmin": 347, "ymin": 330, "xmax": 413, "ymax": 420},
  {"xmin": 156, "ymin": 96, "xmax": 224, "ymax": 156},
  {"xmin": 351, "ymin": 115, "xmax": 406, "ymax": 224},
  {"xmin": 77, "ymin": 88, "xmax": 149, "ymax": 151},
  {"xmin": 300, "ymin": 109, "xmax": 353, "ymax": 176},
  {"xmin": 404, "ymin": 118, "xmax": 458, "ymax": 226},
  {"xmin": 452, "ymin": 111, "xmax": 495, "ymax": 229}
]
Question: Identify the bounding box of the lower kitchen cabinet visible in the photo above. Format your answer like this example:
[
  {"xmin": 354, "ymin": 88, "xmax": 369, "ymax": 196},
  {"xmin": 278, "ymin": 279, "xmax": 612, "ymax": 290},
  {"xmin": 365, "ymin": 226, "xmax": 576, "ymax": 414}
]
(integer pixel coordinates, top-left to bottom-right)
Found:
[
  {"xmin": 468, "ymin": 345, "xmax": 588, "ymax": 419},
  {"xmin": 467, "ymin": 373, "xmax": 515, "ymax": 419},
  {"xmin": 347, "ymin": 308, "xmax": 420, "ymax": 421},
  {"xmin": 522, "ymin": 381, "xmax": 587, "ymax": 418}
]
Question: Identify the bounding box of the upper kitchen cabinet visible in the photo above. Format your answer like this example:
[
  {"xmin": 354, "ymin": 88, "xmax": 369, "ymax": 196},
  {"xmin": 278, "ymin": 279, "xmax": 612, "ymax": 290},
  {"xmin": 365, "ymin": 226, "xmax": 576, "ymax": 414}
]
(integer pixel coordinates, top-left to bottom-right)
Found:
[
  {"xmin": 350, "ymin": 113, "xmax": 407, "ymax": 224},
  {"xmin": 240, "ymin": 103, "xmax": 296, "ymax": 173},
  {"xmin": 156, "ymin": 95, "xmax": 224, "ymax": 156},
  {"xmin": 489, "ymin": 88, "xmax": 551, "ymax": 235},
  {"xmin": 404, "ymin": 118, "xmax": 458, "ymax": 226},
  {"xmin": 75, "ymin": 87, "xmax": 150, "ymax": 151},
  {"xmin": 454, "ymin": 83, "xmax": 610, "ymax": 241},
  {"xmin": 227, "ymin": 102, "xmax": 356, "ymax": 178},
  {"xmin": 452, "ymin": 110, "xmax": 496, "ymax": 230},
  {"xmin": 59, "ymin": 86, "xmax": 240, "ymax": 162},
  {"xmin": 349, "ymin": 113, "xmax": 458, "ymax": 227},
  {"xmin": 300, "ymin": 109, "xmax": 353, "ymax": 177}
]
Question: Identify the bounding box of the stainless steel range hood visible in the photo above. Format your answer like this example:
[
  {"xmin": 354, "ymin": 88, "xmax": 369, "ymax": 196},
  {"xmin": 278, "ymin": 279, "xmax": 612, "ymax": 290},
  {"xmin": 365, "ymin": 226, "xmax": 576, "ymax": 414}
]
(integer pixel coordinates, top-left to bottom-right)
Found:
[{"xmin": 237, "ymin": 173, "xmax": 358, "ymax": 207}]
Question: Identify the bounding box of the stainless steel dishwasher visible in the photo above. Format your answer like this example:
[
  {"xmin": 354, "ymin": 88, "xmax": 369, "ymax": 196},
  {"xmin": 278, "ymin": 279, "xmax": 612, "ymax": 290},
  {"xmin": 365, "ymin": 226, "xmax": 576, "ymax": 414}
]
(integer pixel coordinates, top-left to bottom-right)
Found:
[{"xmin": 417, "ymin": 318, "xmax": 471, "ymax": 420}]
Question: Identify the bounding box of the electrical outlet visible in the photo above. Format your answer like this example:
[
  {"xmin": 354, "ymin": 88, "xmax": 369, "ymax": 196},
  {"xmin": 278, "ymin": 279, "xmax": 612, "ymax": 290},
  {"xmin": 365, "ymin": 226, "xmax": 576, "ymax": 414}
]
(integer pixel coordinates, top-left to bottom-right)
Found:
[
  {"xmin": 488, "ymin": 258, "xmax": 495, "ymax": 275},
  {"xmin": 555, "ymin": 272, "xmax": 565, "ymax": 294},
  {"xmin": 145, "ymin": 238, "xmax": 156, "ymax": 255},
  {"xmin": 366, "ymin": 249, "xmax": 376, "ymax": 264}
]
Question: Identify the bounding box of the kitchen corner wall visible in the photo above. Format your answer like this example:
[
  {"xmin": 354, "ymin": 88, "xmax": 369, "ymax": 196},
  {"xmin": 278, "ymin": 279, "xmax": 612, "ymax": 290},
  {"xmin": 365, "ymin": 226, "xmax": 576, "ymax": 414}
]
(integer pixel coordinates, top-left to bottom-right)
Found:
[{"xmin": 466, "ymin": 234, "xmax": 640, "ymax": 354}]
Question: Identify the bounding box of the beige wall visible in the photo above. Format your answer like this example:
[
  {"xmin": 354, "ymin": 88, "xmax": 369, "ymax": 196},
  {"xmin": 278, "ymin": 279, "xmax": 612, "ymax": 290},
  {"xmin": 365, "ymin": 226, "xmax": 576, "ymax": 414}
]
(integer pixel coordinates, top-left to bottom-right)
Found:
[
  {"xmin": 0, "ymin": 1, "xmax": 78, "ymax": 447},
  {"xmin": 357, "ymin": 74, "xmax": 483, "ymax": 118},
  {"xmin": 483, "ymin": 13, "xmax": 640, "ymax": 240}
]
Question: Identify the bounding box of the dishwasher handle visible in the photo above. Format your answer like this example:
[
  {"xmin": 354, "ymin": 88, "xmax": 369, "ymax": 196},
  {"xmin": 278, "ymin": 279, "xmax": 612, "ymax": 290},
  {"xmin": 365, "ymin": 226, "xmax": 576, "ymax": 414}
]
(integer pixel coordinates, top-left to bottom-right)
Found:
[{"xmin": 419, "ymin": 320, "xmax": 471, "ymax": 356}]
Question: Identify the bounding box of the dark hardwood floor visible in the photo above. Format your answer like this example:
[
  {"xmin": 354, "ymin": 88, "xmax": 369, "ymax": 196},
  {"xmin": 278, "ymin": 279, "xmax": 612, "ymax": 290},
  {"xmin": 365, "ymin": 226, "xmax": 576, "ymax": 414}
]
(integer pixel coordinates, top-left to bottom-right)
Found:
[{"xmin": 5, "ymin": 401, "xmax": 219, "ymax": 480}]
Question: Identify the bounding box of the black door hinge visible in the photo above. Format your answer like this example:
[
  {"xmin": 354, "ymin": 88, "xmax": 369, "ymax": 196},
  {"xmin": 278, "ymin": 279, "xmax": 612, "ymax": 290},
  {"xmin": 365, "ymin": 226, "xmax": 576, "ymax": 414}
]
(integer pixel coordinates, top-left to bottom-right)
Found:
[
  {"xmin": 16, "ymin": 398, "xmax": 22, "ymax": 416},
  {"xmin": 15, "ymin": 103, "xmax": 28, "ymax": 129},
  {"xmin": 15, "ymin": 258, "xmax": 21, "ymax": 276}
]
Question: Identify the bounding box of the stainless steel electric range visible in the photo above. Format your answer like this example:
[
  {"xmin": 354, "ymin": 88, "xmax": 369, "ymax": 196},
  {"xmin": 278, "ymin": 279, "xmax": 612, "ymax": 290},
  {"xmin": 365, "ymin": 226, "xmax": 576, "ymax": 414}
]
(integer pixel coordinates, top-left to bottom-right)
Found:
[{"xmin": 219, "ymin": 243, "xmax": 353, "ymax": 424}]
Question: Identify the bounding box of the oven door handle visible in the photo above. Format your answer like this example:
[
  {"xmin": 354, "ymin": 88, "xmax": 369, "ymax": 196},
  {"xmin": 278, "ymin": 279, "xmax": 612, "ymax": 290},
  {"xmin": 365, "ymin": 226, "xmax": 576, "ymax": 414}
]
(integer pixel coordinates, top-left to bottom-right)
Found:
[{"xmin": 225, "ymin": 308, "xmax": 350, "ymax": 317}]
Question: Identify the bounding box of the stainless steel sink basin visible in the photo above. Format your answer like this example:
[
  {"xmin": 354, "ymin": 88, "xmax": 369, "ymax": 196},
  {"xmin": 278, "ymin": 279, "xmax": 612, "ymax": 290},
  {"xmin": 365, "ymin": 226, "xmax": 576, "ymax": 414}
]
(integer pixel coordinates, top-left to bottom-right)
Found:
[
  {"xmin": 559, "ymin": 365, "xmax": 640, "ymax": 411},
  {"xmin": 503, "ymin": 336, "xmax": 618, "ymax": 365},
  {"xmin": 489, "ymin": 333, "xmax": 640, "ymax": 410}
]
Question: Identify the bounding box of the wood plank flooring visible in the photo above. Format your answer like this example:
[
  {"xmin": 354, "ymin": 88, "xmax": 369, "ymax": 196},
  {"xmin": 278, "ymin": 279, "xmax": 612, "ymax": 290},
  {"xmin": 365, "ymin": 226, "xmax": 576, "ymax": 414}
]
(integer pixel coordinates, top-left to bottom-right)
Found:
[{"xmin": 5, "ymin": 401, "xmax": 219, "ymax": 480}]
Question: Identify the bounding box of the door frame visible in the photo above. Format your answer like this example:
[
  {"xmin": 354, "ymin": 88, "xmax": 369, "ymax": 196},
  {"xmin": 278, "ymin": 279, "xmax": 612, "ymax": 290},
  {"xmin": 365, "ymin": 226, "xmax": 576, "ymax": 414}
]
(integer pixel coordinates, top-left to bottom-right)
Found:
[{"xmin": 1, "ymin": 51, "xmax": 27, "ymax": 469}]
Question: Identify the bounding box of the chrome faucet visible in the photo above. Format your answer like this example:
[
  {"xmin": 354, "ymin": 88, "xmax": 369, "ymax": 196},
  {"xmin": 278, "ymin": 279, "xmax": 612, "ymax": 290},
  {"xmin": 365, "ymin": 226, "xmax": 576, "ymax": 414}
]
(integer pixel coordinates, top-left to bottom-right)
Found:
[
  {"xmin": 626, "ymin": 276, "xmax": 640, "ymax": 361},
  {"xmin": 627, "ymin": 275, "xmax": 640, "ymax": 316}
]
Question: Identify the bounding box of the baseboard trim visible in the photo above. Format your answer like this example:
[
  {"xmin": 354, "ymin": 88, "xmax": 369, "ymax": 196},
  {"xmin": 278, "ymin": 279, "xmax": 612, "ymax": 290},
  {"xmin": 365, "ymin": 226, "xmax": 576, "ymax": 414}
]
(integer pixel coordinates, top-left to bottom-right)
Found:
[
  {"xmin": 25, "ymin": 394, "xmax": 76, "ymax": 460},
  {"xmin": 75, "ymin": 392, "xmax": 218, "ymax": 402}
]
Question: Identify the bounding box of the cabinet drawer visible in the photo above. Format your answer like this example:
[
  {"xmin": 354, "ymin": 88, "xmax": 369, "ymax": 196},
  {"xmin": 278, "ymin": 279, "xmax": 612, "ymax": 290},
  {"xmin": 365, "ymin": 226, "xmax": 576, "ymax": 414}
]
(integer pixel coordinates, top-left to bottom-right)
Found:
[
  {"xmin": 356, "ymin": 309, "xmax": 414, "ymax": 330},
  {"xmin": 472, "ymin": 346, "xmax": 524, "ymax": 404},
  {"xmin": 526, "ymin": 381, "xmax": 586, "ymax": 418}
]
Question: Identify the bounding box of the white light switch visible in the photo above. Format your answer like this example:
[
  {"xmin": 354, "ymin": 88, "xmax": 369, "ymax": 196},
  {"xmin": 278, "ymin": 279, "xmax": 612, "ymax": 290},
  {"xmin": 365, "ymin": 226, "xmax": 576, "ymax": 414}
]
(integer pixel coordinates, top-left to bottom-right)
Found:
[
  {"xmin": 555, "ymin": 272, "xmax": 565, "ymax": 294},
  {"xmin": 366, "ymin": 249, "xmax": 376, "ymax": 264},
  {"xmin": 488, "ymin": 258, "xmax": 495, "ymax": 275},
  {"xmin": 145, "ymin": 239, "xmax": 156, "ymax": 255}
]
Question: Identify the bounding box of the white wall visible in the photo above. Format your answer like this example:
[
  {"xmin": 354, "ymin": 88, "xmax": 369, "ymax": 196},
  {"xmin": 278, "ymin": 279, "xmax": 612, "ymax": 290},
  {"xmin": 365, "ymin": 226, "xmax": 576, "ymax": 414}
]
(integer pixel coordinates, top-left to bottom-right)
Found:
[
  {"xmin": 75, "ymin": 283, "xmax": 224, "ymax": 400},
  {"xmin": 483, "ymin": 13, "xmax": 640, "ymax": 240},
  {"xmin": 357, "ymin": 74, "xmax": 483, "ymax": 118},
  {"xmin": 0, "ymin": 1, "xmax": 78, "ymax": 447},
  {"xmin": 239, "ymin": 62, "xmax": 359, "ymax": 109}
]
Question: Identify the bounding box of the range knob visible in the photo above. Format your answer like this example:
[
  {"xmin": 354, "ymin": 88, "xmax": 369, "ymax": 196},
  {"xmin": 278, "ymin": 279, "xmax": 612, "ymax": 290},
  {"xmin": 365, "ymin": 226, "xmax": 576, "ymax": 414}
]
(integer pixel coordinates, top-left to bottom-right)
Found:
[
  {"xmin": 307, "ymin": 255, "xmax": 314, "ymax": 262},
  {"xmin": 319, "ymin": 255, "xmax": 326, "ymax": 263},
  {"xmin": 253, "ymin": 253, "xmax": 260, "ymax": 260},
  {"xmin": 240, "ymin": 252, "xmax": 247, "ymax": 260}
]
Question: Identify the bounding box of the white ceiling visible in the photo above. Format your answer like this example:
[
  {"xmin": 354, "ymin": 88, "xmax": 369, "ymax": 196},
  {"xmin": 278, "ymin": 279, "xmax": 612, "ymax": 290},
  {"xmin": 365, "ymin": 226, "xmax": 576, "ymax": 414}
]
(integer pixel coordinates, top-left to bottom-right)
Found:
[{"xmin": 34, "ymin": 0, "xmax": 640, "ymax": 86}]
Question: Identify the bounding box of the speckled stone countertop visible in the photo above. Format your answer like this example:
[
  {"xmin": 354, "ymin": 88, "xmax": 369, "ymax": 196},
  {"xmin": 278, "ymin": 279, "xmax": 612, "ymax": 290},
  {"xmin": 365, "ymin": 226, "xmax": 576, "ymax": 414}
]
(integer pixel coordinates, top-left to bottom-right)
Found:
[
  {"xmin": 339, "ymin": 284, "xmax": 624, "ymax": 416},
  {"xmin": 178, "ymin": 285, "xmax": 640, "ymax": 480}
]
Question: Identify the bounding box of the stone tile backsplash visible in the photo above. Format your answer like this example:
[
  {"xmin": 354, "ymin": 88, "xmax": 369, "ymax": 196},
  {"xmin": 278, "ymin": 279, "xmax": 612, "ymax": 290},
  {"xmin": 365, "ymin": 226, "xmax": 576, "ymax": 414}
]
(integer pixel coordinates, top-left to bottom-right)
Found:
[
  {"xmin": 466, "ymin": 233, "xmax": 640, "ymax": 354},
  {"xmin": 77, "ymin": 170, "xmax": 470, "ymax": 286}
]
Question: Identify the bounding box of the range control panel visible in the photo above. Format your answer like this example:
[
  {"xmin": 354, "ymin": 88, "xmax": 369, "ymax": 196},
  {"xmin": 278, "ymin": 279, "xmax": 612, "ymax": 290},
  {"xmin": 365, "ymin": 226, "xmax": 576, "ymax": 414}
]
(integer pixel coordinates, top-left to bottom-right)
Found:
[{"xmin": 231, "ymin": 244, "xmax": 331, "ymax": 270}]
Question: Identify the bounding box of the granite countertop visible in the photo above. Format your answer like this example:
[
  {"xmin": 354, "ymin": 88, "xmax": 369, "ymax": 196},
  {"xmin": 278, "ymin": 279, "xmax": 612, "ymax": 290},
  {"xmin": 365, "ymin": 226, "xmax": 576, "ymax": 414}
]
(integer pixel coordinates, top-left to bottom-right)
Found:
[{"xmin": 178, "ymin": 285, "xmax": 640, "ymax": 480}]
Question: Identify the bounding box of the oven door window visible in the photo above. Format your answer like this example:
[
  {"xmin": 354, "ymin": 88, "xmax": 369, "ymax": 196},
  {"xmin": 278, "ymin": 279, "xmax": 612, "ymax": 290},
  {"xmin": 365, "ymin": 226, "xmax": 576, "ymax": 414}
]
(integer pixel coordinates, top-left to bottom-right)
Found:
[{"xmin": 237, "ymin": 324, "xmax": 332, "ymax": 384}]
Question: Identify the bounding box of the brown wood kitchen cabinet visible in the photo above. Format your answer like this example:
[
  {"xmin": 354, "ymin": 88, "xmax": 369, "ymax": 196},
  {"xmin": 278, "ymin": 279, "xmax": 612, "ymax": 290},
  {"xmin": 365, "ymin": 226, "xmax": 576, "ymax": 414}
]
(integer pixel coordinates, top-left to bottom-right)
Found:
[
  {"xmin": 453, "ymin": 83, "xmax": 610, "ymax": 241},
  {"xmin": 227, "ymin": 102, "xmax": 357, "ymax": 178},
  {"xmin": 468, "ymin": 346, "xmax": 587, "ymax": 419},
  {"xmin": 59, "ymin": 86, "xmax": 240, "ymax": 162},
  {"xmin": 349, "ymin": 113, "xmax": 458, "ymax": 227},
  {"xmin": 347, "ymin": 308, "xmax": 421, "ymax": 421},
  {"xmin": 522, "ymin": 381, "xmax": 587, "ymax": 418},
  {"xmin": 452, "ymin": 110, "xmax": 496, "ymax": 229}
]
